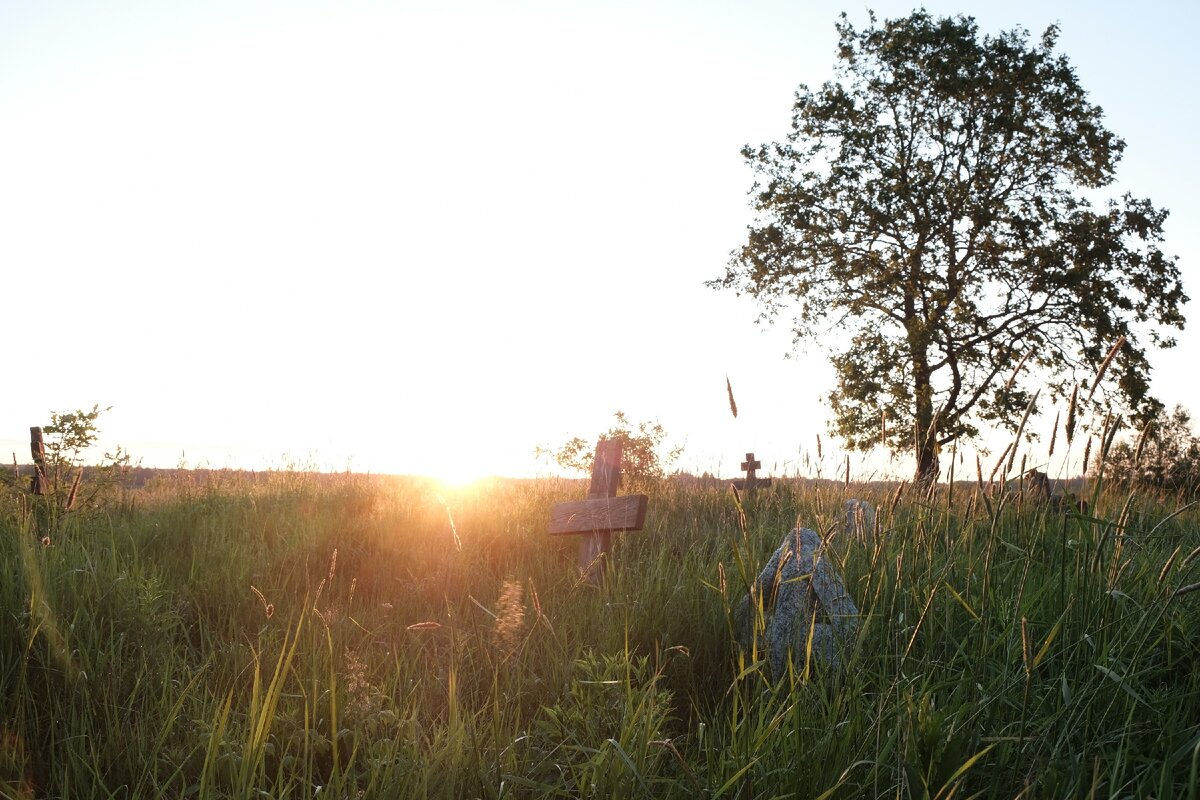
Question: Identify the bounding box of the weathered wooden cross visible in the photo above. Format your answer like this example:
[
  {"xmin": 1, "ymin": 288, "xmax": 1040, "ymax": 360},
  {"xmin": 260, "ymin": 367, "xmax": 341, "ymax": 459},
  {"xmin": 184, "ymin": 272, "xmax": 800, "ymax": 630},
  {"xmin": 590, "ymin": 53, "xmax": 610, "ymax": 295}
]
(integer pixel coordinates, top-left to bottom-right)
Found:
[
  {"xmin": 732, "ymin": 452, "xmax": 772, "ymax": 493},
  {"xmin": 548, "ymin": 439, "xmax": 648, "ymax": 582},
  {"xmin": 30, "ymin": 427, "xmax": 47, "ymax": 495}
]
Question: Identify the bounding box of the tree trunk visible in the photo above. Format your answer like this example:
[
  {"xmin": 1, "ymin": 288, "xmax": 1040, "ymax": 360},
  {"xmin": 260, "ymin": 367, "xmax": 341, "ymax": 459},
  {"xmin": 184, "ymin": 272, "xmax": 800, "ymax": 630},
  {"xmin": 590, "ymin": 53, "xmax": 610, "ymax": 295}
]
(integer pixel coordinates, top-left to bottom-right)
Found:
[{"xmin": 911, "ymin": 346, "xmax": 940, "ymax": 484}]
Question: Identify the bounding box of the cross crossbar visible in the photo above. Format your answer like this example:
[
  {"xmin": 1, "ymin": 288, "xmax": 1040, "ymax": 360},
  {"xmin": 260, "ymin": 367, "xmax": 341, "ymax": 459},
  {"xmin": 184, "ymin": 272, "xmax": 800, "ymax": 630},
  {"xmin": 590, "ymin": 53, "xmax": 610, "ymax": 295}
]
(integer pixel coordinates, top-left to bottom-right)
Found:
[{"xmin": 548, "ymin": 495, "xmax": 648, "ymax": 535}]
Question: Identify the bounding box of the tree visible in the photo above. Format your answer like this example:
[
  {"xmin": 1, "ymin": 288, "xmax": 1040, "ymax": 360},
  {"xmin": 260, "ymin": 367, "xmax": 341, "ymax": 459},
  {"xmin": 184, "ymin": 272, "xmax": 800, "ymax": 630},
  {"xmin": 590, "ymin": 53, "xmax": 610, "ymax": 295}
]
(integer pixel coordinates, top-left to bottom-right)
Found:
[
  {"xmin": 712, "ymin": 11, "xmax": 1186, "ymax": 481},
  {"xmin": 1102, "ymin": 405, "xmax": 1200, "ymax": 494},
  {"xmin": 539, "ymin": 412, "xmax": 682, "ymax": 491}
]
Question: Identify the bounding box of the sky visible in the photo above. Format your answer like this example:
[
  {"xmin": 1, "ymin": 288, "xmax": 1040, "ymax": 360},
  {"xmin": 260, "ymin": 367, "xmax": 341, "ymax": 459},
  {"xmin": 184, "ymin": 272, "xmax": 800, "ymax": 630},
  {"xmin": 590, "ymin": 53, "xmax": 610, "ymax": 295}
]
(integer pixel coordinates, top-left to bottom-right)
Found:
[{"xmin": 2, "ymin": 0, "xmax": 1197, "ymax": 482}]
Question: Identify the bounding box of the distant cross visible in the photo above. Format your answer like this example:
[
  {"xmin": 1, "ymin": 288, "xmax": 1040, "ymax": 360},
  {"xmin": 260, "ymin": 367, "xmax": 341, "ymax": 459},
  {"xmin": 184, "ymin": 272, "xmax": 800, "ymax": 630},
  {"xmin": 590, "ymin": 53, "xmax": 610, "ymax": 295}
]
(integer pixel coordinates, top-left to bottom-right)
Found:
[
  {"xmin": 732, "ymin": 451, "xmax": 772, "ymax": 493},
  {"xmin": 548, "ymin": 439, "xmax": 648, "ymax": 583}
]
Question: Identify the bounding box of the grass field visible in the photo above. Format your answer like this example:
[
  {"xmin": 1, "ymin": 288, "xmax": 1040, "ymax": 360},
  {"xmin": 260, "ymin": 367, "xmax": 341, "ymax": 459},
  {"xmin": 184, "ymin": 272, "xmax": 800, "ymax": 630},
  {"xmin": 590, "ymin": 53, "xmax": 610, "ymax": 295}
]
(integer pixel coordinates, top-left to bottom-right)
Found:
[{"xmin": 2, "ymin": 467, "xmax": 1199, "ymax": 798}]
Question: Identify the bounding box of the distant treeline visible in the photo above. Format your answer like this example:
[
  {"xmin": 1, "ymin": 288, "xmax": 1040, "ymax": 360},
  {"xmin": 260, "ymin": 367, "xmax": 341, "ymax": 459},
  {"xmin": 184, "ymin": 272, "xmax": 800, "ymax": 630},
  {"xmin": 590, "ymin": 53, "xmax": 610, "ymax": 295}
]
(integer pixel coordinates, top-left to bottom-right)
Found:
[{"xmin": 5, "ymin": 465, "xmax": 1089, "ymax": 493}]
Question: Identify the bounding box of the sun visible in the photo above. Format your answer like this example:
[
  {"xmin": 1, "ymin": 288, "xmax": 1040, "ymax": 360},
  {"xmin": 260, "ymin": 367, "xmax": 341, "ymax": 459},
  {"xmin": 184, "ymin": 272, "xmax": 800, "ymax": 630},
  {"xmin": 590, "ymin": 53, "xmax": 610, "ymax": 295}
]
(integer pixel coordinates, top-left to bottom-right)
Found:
[
  {"xmin": 428, "ymin": 465, "xmax": 491, "ymax": 490},
  {"xmin": 409, "ymin": 451, "xmax": 508, "ymax": 488}
]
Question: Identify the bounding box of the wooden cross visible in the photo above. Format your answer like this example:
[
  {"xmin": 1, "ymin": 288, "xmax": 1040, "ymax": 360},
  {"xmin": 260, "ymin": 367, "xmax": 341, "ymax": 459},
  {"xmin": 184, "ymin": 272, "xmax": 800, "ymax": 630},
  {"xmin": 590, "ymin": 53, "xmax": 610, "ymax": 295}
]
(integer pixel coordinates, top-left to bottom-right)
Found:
[
  {"xmin": 30, "ymin": 427, "xmax": 47, "ymax": 496},
  {"xmin": 732, "ymin": 451, "xmax": 772, "ymax": 493},
  {"xmin": 548, "ymin": 439, "xmax": 648, "ymax": 582}
]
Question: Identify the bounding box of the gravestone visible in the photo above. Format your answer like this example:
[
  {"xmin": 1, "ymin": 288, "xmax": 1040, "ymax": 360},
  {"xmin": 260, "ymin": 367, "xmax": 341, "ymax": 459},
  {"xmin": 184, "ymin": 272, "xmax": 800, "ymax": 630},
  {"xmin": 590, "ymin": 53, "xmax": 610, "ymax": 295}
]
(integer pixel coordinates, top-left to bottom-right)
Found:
[
  {"xmin": 548, "ymin": 440, "xmax": 648, "ymax": 583},
  {"xmin": 732, "ymin": 452, "xmax": 772, "ymax": 494},
  {"xmin": 735, "ymin": 527, "xmax": 859, "ymax": 677},
  {"xmin": 844, "ymin": 499, "xmax": 875, "ymax": 542},
  {"xmin": 1023, "ymin": 469, "xmax": 1089, "ymax": 515}
]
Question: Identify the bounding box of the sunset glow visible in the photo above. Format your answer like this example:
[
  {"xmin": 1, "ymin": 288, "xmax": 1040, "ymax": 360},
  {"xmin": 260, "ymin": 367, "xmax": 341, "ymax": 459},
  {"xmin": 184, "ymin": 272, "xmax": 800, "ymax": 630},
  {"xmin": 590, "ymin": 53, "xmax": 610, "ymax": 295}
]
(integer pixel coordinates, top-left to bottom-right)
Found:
[{"xmin": 2, "ymin": 0, "xmax": 1195, "ymax": 479}]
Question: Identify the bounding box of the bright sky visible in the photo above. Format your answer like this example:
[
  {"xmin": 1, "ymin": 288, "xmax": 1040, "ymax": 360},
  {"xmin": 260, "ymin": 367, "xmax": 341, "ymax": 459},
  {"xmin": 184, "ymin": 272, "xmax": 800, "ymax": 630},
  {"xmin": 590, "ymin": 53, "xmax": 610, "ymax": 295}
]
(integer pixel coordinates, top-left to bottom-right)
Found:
[{"xmin": 2, "ymin": 0, "xmax": 1197, "ymax": 482}]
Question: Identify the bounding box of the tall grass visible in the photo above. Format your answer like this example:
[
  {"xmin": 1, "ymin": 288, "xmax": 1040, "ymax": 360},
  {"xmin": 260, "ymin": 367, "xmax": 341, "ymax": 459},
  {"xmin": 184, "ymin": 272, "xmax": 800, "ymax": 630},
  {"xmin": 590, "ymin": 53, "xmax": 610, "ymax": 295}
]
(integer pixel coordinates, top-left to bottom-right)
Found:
[{"xmin": 1, "ymin": 467, "xmax": 1198, "ymax": 798}]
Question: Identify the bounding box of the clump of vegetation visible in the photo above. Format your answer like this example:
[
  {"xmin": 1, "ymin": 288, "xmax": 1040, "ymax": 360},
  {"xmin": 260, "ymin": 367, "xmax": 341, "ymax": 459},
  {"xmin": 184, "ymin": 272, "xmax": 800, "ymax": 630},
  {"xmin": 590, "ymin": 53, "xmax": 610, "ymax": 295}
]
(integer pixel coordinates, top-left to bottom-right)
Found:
[
  {"xmin": 539, "ymin": 411, "xmax": 683, "ymax": 491},
  {"xmin": 2, "ymin": 405, "xmax": 130, "ymax": 537}
]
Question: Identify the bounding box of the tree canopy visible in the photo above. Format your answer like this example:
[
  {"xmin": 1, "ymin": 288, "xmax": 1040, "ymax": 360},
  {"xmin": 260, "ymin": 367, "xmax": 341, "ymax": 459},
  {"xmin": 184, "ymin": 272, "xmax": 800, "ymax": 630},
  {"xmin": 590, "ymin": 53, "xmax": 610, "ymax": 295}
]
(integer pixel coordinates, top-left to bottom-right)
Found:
[
  {"xmin": 712, "ymin": 11, "xmax": 1186, "ymax": 480},
  {"xmin": 538, "ymin": 412, "xmax": 682, "ymax": 491},
  {"xmin": 1102, "ymin": 405, "xmax": 1200, "ymax": 495}
]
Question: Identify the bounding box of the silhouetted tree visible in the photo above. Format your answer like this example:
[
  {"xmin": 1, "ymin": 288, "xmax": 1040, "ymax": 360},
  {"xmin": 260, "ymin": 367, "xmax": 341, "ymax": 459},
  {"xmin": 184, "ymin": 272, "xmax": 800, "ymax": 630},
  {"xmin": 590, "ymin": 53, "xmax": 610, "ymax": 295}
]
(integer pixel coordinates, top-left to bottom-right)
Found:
[
  {"xmin": 540, "ymin": 412, "xmax": 682, "ymax": 491},
  {"xmin": 1103, "ymin": 405, "xmax": 1200, "ymax": 494},
  {"xmin": 713, "ymin": 11, "xmax": 1186, "ymax": 482}
]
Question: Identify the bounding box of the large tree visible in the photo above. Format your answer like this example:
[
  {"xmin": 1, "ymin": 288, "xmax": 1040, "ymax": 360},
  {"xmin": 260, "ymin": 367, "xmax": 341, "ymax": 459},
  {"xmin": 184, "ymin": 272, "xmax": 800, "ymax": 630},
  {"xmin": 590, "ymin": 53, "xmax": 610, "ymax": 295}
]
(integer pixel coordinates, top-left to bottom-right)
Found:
[{"xmin": 713, "ymin": 11, "xmax": 1186, "ymax": 481}]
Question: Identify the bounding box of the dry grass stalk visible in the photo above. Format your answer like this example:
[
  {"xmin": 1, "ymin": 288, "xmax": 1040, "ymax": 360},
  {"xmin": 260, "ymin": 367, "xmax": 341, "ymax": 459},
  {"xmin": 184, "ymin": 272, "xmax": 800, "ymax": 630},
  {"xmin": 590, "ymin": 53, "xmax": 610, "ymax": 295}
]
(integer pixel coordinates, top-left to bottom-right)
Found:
[
  {"xmin": 730, "ymin": 484, "xmax": 747, "ymax": 541},
  {"xmin": 1100, "ymin": 414, "xmax": 1123, "ymax": 464},
  {"xmin": 1048, "ymin": 410, "xmax": 1060, "ymax": 459},
  {"xmin": 990, "ymin": 442, "xmax": 1013, "ymax": 484},
  {"xmin": 528, "ymin": 577, "xmax": 543, "ymax": 619},
  {"xmin": 1006, "ymin": 389, "xmax": 1040, "ymax": 475},
  {"xmin": 725, "ymin": 376, "xmax": 738, "ymax": 419},
  {"xmin": 1003, "ymin": 348, "xmax": 1034, "ymax": 393},
  {"xmin": 887, "ymin": 480, "xmax": 906, "ymax": 517},
  {"xmin": 977, "ymin": 487, "xmax": 994, "ymax": 519},
  {"xmin": 1065, "ymin": 384, "xmax": 1079, "ymax": 445},
  {"xmin": 651, "ymin": 739, "xmax": 702, "ymax": 792},
  {"xmin": 313, "ymin": 548, "xmax": 339, "ymax": 622},
  {"xmin": 1170, "ymin": 582, "xmax": 1200, "ymax": 601},
  {"xmin": 493, "ymin": 579, "xmax": 526, "ymax": 659},
  {"xmin": 1152, "ymin": 546, "xmax": 1180, "ymax": 585},
  {"xmin": 65, "ymin": 469, "xmax": 83, "ymax": 511},
  {"xmin": 250, "ymin": 585, "xmax": 275, "ymax": 619},
  {"xmin": 1132, "ymin": 419, "xmax": 1153, "ymax": 467},
  {"xmin": 946, "ymin": 440, "xmax": 958, "ymax": 507},
  {"xmin": 1094, "ymin": 410, "xmax": 1113, "ymax": 468},
  {"xmin": 1020, "ymin": 617, "xmax": 1032, "ymax": 677},
  {"xmin": 438, "ymin": 495, "xmax": 462, "ymax": 552},
  {"xmin": 1086, "ymin": 335, "xmax": 1126, "ymax": 404}
]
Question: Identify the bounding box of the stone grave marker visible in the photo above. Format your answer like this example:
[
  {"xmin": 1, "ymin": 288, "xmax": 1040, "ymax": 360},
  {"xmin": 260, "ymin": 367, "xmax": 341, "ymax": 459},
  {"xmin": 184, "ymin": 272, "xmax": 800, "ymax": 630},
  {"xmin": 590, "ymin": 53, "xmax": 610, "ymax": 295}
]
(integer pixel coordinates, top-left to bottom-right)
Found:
[
  {"xmin": 844, "ymin": 499, "xmax": 876, "ymax": 542},
  {"xmin": 735, "ymin": 527, "xmax": 859, "ymax": 677}
]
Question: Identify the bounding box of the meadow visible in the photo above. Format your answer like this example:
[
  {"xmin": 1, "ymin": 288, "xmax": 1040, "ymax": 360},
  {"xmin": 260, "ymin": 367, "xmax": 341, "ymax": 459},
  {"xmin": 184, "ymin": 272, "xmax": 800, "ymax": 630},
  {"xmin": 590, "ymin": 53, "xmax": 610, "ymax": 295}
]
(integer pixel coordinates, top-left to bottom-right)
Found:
[{"xmin": 2, "ymin": 466, "xmax": 1198, "ymax": 798}]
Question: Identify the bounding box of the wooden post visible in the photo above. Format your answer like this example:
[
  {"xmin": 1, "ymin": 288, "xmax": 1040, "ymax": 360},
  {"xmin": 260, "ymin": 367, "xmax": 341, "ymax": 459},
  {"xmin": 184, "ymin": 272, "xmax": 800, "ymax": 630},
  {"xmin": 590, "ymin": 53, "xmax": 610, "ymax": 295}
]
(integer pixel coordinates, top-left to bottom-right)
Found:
[
  {"xmin": 30, "ymin": 427, "xmax": 47, "ymax": 496},
  {"xmin": 732, "ymin": 451, "xmax": 772, "ymax": 494},
  {"xmin": 548, "ymin": 439, "xmax": 648, "ymax": 583}
]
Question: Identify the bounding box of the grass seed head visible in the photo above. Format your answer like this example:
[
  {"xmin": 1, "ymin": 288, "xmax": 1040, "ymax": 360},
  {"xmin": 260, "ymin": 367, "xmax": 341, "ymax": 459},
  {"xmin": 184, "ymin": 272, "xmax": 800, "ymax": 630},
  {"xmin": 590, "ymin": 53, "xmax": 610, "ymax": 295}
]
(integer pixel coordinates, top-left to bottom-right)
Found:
[
  {"xmin": 1048, "ymin": 410, "xmax": 1060, "ymax": 459},
  {"xmin": 1087, "ymin": 335, "xmax": 1126, "ymax": 405},
  {"xmin": 1133, "ymin": 419, "xmax": 1153, "ymax": 467},
  {"xmin": 1065, "ymin": 384, "xmax": 1079, "ymax": 444},
  {"xmin": 493, "ymin": 579, "xmax": 526, "ymax": 659},
  {"xmin": 407, "ymin": 621, "xmax": 442, "ymax": 631}
]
